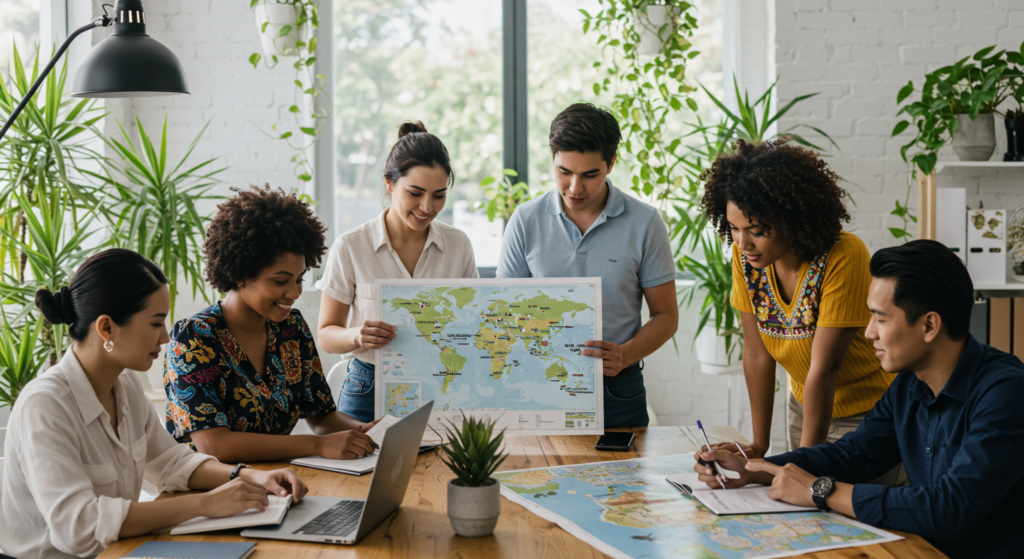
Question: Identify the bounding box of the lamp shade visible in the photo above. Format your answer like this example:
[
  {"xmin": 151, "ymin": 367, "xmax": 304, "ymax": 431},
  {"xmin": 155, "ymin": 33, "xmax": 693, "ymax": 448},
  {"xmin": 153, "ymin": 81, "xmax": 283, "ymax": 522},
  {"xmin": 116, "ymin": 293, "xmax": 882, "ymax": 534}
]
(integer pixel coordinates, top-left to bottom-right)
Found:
[{"xmin": 72, "ymin": 0, "xmax": 188, "ymax": 98}]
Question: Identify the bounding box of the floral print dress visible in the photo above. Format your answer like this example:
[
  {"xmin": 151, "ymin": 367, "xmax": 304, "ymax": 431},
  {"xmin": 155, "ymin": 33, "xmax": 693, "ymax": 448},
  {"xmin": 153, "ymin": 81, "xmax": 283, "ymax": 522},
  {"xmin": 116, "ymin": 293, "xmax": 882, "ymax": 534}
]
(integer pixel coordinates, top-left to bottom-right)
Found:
[{"xmin": 164, "ymin": 301, "xmax": 336, "ymax": 446}]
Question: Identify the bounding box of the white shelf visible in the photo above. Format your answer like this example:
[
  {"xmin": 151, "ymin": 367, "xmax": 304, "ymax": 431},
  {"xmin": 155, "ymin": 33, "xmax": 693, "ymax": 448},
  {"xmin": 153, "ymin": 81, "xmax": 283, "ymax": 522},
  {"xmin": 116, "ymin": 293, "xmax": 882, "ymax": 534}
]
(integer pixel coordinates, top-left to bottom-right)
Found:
[
  {"xmin": 974, "ymin": 275, "xmax": 1024, "ymax": 296},
  {"xmin": 935, "ymin": 161, "xmax": 1024, "ymax": 172}
]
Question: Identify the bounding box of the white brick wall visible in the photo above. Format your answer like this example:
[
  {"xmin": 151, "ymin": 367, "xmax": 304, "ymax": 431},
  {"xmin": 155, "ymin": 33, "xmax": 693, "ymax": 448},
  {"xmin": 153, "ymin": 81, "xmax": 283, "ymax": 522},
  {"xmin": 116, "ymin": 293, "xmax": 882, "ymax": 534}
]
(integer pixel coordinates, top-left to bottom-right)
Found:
[{"xmin": 775, "ymin": 0, "xmax": 1024, "ymax": 251}]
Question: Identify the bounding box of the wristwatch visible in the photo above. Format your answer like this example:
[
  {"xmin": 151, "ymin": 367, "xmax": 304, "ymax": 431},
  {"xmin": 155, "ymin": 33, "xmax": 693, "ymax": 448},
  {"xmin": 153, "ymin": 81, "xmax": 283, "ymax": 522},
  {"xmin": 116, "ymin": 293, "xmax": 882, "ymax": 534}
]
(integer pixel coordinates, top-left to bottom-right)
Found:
[
  {"xmin": 230, "ymin": 463, "xmax": 252, "ymax": 480},
  {"xmin": 810, "ymin": 476, "xmax": 836, "ymax": 512}
]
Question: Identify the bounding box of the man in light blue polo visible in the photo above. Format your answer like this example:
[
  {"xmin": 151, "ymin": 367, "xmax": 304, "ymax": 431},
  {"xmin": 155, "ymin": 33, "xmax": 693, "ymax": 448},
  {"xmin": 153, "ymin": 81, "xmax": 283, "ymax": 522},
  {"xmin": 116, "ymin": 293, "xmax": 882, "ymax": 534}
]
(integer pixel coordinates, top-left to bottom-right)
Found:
[{"xmin": 497, "ymin": 103, "xmax": 679, "ymax": 427}]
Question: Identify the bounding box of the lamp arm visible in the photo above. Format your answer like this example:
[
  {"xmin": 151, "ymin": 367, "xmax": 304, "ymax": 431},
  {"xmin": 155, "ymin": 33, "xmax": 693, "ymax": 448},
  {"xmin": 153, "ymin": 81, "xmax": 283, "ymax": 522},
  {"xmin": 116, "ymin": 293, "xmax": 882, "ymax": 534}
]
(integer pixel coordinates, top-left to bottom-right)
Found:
[{"xmin": 0, "ymin": 16, "xmax": 112, "ymax": 142}]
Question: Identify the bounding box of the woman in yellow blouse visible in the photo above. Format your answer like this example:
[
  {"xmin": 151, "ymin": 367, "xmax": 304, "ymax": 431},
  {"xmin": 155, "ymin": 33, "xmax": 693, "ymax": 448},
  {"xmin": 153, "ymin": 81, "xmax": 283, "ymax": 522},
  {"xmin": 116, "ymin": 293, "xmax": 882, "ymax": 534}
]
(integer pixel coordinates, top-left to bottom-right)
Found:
[{"xmin": 700, "ymin": 138, "xmax": 897, "ymax": 472}]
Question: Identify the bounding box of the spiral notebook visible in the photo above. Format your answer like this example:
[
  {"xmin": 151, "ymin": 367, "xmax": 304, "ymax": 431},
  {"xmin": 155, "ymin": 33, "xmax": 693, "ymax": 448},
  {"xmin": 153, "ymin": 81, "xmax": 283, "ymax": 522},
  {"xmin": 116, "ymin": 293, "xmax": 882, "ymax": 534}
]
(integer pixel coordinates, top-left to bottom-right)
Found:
[{"xmin": 169, "ymin": 495, "xmax": 292, "ymax": 535}]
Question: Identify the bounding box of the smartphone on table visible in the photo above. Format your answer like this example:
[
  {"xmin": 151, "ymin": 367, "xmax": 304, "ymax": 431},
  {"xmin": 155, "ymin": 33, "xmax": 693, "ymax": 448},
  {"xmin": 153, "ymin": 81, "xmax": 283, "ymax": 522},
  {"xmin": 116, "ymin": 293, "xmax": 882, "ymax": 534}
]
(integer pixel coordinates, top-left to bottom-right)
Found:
[{"xmin": 595, "ymin": 432, "xmax": 635, "ymax": 451}]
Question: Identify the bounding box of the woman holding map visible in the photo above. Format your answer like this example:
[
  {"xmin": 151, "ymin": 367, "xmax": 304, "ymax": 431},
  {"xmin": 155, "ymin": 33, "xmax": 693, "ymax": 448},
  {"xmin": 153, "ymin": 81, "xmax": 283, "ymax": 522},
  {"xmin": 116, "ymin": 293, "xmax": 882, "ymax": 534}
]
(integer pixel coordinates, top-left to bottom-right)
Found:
[
  {"xmin": 163, "ymin": 185, "xmax": 379, "ymax": 463},
  {"xmin": 316, "ymin": 121, "xmax": 478, "ymax": 423},
  {"xmin": 700, "ymin": 139, "xmax": 903, "ymax": 485}
]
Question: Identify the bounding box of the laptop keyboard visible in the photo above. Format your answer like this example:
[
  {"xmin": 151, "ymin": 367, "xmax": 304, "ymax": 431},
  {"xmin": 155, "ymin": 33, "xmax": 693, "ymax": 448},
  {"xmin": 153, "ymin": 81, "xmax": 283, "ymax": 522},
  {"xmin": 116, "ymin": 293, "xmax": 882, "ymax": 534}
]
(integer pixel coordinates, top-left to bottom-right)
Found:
[{"xmin": 295, "ymin": 500, "xmax": 365, "ymax": 536}]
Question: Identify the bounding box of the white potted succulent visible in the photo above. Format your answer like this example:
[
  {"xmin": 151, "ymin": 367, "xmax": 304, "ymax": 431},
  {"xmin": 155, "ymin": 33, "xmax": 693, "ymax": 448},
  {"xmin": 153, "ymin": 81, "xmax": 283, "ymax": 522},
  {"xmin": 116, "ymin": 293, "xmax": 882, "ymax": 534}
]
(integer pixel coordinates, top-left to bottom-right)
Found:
[{"xmin": 437, "ymin": 414, "xmax": 508, "ymax": 538}]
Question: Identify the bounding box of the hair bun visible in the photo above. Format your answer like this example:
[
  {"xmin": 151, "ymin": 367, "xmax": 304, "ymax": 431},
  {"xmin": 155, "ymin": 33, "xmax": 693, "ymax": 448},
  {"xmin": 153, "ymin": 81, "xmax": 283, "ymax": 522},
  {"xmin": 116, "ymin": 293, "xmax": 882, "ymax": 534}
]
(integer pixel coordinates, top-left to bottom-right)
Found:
[
  {"xmin": 397, "ymin": 121, "xmax": 428, "ymax": 139},
  {"xmin": 35, "ymin": 286, "xmax": 75, "ymax": 325}
]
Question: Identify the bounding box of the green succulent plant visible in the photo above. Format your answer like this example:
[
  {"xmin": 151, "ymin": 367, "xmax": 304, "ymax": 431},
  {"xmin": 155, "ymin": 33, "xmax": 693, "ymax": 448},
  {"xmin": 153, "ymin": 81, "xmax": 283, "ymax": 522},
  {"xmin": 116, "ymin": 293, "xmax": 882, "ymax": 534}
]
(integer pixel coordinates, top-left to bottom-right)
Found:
[{"xmin": 435, "ymin": 414, "xmax": 509, "ymax": 487}]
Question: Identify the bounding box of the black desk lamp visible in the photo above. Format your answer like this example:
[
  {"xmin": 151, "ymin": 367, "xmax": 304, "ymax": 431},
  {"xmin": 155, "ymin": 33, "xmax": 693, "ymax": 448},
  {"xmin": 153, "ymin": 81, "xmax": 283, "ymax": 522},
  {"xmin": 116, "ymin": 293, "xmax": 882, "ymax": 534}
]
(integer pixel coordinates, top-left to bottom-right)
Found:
[{"xmin": 0, "ymin": 0, "xmax": 188, "ymax": 141}]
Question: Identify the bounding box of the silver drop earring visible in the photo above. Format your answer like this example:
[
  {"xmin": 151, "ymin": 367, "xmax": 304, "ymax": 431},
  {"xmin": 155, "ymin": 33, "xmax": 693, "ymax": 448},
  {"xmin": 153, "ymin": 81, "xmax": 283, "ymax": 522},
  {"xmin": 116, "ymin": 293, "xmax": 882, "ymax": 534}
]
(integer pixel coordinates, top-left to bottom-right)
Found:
[{"xmin": 103, "ymin": 340, "xmax": 114, "ymax": 352}]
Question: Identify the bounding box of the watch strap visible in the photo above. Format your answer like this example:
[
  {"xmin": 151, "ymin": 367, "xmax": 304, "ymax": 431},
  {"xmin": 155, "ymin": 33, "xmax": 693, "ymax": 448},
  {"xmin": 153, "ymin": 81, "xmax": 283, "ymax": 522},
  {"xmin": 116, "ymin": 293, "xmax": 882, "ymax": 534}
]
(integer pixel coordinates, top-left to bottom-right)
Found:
[{"xmin": 230, "ymin": 463, "xmax": 251, "ymax": 480}]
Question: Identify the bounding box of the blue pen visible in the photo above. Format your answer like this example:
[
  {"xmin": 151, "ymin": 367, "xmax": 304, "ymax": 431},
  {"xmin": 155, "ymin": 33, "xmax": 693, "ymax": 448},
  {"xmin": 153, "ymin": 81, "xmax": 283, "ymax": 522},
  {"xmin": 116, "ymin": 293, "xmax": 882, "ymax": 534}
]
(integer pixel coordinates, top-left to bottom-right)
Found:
[{"xmin": 696, "ymin": 420, "xmax": 728, "ymax": 488}]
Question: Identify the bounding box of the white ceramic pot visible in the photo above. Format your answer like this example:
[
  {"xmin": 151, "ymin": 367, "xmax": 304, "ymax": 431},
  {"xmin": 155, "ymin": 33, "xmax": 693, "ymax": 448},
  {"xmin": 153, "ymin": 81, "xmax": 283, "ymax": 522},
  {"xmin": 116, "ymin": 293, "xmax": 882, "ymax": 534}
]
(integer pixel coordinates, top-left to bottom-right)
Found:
[
  {"xmin": 254, "ymin": 3, "xmax": 302, "ymax": 58},
  {"xmin": 447, "ymin": 478, "xmax": 501, "ymax": 537},
  {"xmin": 634, "ymin": 5, "xmax": 677, "ymax": 56},
  {"xmin": 694, "ymin": 328, "xmax": 743, "ymax": 375},
  {"xmin": 952, "ymin": 113, "xmax": 996, "ymax": 161}
]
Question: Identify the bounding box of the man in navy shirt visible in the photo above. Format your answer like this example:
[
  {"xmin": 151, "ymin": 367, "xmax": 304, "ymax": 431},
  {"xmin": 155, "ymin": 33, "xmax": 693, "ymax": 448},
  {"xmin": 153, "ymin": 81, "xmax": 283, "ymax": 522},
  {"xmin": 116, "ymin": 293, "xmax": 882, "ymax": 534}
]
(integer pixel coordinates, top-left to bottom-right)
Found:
[{"xmin": 694, "ymin": 240, "xmax": 1024, "ymax": 559}]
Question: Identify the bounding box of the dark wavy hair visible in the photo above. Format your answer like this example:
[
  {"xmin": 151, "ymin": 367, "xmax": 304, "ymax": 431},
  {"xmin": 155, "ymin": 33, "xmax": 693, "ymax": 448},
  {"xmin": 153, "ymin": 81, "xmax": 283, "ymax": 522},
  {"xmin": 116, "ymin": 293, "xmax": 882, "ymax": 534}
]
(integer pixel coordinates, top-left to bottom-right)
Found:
[
  {"xmin": 35, "ymin": 249, "xmax": 167, "ymax": 342},
  {"xmin": 204, "ymin": 185, "xmax": 327, "ymax": 292},
  {"xmin": 870, "ymin": 240, "xmax": 973, "ymax": 340},
  {"xmin": 699, "ymin": 138, "xmax": 851, "ymax": 261},
  {"xmin": 549, "ymin": 103, "xmax": 621, "ymax": 165}
]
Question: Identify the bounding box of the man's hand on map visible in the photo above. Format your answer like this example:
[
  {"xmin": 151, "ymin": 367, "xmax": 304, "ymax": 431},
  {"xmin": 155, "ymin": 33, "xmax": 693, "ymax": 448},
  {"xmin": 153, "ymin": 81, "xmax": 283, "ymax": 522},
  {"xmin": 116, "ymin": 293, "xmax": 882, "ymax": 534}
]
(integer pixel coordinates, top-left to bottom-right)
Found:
[
  {"xmin": 582, "ymin": 340, "xmax": 623, "ymax": 376},
  {"xmin": 356, "ymin": 320, "xmax": 397, "ymax": 350},
  {"xmin": 692, "ymin": 449, "xmax": 752, "ymax": 489},
  {"xmin": 709, "ymin": 440, "xmax": 768, "ymax": 460},
  {"xmin": 744, "ymin": 461, "xmax": 817, "ymax": 507},
  {"xmin": 315, "ymin": 429, "xmax": 377, "ymax": 460}
]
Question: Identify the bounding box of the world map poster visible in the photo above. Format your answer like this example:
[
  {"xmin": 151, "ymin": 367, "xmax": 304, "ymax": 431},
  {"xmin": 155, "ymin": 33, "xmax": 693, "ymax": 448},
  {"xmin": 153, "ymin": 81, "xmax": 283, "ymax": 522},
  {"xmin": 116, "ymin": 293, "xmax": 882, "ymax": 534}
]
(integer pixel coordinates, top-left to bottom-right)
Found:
[
  {"xmin": 374, "ymin": 278, "xmax": 603, "ymax": 435},
  {"xmin": 494, "ymin": 455, "xmax": 901, "ymax": 559}
]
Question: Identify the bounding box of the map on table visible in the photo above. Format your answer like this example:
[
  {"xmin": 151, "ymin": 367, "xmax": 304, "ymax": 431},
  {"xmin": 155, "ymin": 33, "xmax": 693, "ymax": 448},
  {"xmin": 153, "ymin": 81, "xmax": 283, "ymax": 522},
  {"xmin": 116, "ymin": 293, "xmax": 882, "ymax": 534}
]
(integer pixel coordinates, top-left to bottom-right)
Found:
[
  {"xmin": 375, "ymin": 279, "xmax": 603, "ymax": 435},
  {"xmin": 493, "ymin": 455, "xmax": 901, "ymax": 559}
]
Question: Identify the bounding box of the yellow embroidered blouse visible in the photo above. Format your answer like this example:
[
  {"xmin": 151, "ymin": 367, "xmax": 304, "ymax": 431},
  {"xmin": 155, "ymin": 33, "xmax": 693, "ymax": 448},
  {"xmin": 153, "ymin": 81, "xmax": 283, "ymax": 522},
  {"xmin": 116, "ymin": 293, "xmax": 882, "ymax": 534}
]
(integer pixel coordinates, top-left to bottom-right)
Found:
[{"xmin": 730, "ymin": 232, "xmax": 895, "ymax": 417}]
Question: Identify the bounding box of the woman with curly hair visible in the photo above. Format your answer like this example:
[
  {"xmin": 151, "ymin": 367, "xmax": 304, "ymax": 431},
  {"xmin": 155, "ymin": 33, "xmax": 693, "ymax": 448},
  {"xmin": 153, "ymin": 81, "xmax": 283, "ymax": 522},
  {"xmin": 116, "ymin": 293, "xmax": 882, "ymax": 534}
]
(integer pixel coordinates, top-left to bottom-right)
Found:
[
  {"xmin": 164, "ymin": 185, "xmax": 378, "ymax": 463},
  {"xmin": 316, "ymin": 122, "xmax": 477, "ymax": 423},
  {"xmin": 701, "ymin": 139, "xmax": 899, "ymax": 482}
]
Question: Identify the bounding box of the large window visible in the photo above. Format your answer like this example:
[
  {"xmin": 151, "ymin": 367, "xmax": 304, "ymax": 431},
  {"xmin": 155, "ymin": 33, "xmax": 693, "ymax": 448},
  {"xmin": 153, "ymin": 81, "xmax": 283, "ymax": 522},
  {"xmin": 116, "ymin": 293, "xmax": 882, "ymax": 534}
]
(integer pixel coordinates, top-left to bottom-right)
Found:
[
  {"xmin": 333, "ymin": 0, "xmax": 722, "ymax": 266},
  {"xmin": 0, "ymin": 0, "xmax": 40, "ymax": 75}
]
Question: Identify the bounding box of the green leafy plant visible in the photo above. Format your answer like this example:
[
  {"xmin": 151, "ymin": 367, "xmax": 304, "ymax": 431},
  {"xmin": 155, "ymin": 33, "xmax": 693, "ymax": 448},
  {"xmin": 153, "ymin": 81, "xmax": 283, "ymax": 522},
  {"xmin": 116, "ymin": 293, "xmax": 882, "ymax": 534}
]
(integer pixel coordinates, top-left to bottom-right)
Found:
[
  {"xmin": 435, "ymin": 414, "xmax": 508, "ymax": 487},
  {"xmin": 890, "ymin": 43, "xmax": 1024, "ymax": 240},
  {"xmin": 91, "ymin": 115, "xmax": 224, "ymax": 318},
  {"xmin": 0, "ymin": 314, "xmax": 47, "ymax": 409},
  {"xmin": 0, "ymin": 44, "xmax": 110, "ymax": 368},
  {"xmin": 248, "ymin": 0, "xmax": 328, "ymax": 185},
  {"xmin": 581, "ymin": 0, "xmax": 700, "ymax": 201},
  {"xmin": 476, "ymin": 169, "xmax": 545, "ymax": 227}
]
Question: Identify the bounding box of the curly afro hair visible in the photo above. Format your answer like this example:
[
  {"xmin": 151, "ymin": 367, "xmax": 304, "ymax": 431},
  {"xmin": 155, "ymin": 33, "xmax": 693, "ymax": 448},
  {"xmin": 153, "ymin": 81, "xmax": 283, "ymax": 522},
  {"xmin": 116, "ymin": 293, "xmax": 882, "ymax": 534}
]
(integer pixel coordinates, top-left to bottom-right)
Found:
[
  {"xmin": 699, "ymin": 138, "xmax": 851, "ymax": 262},
  {"xmin": 204, "ymin": 185, "xmax": 327, "ymax": 292}
]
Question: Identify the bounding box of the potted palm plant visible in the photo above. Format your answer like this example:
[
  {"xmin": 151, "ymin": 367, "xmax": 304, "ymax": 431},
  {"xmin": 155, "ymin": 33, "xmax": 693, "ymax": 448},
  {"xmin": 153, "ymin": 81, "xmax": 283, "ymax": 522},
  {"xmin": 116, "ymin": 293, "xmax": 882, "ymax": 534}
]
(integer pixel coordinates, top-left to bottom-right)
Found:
[{"xmin": 437, "ymin": 414, "xmax": 508, "ymax": 538}]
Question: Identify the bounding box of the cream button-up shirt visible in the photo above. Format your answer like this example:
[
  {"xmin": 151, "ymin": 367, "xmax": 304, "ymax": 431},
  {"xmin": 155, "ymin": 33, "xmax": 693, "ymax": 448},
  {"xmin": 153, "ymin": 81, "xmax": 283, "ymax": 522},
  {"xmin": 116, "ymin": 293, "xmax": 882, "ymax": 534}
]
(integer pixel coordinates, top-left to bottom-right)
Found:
[
  {"xmin": 0, "ymin": 348, "xmax": 214, "ymax": 559},
  {"xmin": 316, "ymin": 209, "xmax": 479, "ymax": 359}
]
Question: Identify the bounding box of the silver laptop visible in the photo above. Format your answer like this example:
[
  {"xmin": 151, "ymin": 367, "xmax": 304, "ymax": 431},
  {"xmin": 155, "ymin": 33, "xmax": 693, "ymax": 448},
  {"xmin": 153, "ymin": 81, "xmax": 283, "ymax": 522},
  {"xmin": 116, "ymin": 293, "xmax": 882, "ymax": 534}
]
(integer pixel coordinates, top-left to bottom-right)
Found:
[{"xmin": 241, "ymin": 401, "xmax": 433, "ymax": 545}]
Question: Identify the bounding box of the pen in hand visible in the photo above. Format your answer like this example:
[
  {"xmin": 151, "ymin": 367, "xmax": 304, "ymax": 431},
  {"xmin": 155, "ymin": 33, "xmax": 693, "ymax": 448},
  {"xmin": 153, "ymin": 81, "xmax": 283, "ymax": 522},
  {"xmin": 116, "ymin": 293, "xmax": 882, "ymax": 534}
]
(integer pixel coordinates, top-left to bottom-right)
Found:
[{"xmin": 695, "ymin": 420, "xmax": 728, "ymax": 488}]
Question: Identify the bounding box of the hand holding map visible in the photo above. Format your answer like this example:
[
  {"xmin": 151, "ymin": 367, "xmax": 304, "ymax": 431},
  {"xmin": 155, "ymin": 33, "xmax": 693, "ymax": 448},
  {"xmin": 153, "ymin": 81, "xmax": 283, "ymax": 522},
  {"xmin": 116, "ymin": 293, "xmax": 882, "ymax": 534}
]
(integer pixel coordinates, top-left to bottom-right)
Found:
[{"xmin": 355, "ymin": 320, "xmax": 397, "ymax": 350}]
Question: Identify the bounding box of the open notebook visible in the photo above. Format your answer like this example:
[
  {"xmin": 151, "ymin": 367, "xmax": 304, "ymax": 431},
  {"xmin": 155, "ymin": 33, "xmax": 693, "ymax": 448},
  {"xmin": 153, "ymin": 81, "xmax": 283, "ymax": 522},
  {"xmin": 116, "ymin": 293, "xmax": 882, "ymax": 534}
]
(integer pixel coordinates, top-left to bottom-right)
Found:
[
  {"xmin": 170, "ymin": 495, "xmax": 293, "ymax": 535},
  {"xmin": 666, "ymin": 473, "xmax": 817, "ymax": 516},
  {"xmin": 290, "ymin": 414, "xmax": 443, "ymax": 476}
]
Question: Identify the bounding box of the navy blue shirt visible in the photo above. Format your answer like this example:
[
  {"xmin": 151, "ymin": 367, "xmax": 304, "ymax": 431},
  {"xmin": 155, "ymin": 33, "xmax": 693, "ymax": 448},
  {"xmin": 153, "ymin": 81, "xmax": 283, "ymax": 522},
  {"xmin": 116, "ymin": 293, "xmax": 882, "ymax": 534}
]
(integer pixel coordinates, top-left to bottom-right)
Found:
[{"xmin": 766, "ymin": 335, "xmax": 1024, "ymax": 559}]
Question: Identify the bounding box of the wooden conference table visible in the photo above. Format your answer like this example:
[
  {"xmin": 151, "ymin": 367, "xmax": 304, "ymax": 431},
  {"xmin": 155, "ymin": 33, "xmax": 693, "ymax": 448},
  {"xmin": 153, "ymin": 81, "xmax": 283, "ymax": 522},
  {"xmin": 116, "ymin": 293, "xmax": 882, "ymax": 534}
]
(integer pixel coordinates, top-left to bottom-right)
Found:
[{"xmin": 100, "ymin": 426, "xmax": 944, "ymax": 559}]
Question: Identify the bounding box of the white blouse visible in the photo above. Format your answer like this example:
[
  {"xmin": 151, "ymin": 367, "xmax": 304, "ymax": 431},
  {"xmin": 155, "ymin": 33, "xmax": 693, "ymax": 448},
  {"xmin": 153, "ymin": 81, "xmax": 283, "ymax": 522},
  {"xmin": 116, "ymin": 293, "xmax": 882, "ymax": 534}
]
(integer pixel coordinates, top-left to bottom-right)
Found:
[
  {"xmin": 0, "ymin": 349, "xmax": 213, "ymax": 559},
  {"xmin": 316, "ymin": 209, "xmax": 479, "ymax": 359}
]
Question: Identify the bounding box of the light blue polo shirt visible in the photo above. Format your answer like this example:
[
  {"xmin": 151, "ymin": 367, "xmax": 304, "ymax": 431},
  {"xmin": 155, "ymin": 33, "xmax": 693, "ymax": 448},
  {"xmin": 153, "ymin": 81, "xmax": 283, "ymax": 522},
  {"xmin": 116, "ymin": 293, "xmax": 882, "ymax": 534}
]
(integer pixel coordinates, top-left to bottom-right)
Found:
[{"xmin": 497, "ymin": 182, "xmax": 675, "ymax": 347}]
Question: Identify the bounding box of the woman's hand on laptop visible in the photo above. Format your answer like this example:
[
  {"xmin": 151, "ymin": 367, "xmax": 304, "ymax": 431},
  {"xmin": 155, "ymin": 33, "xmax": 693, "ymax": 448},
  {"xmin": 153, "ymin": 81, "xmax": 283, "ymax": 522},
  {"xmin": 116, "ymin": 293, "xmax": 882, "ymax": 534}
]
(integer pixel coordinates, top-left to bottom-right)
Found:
[
  {"xmin": 241, "ymin": 467, "xmax": 309, "ymax": 504},
  {"xmin": 316, "ymin": 429, "xmax": 377, "ymax": 460},
  {"xmin": 199, "ymin": 477, "xmax": 271, "ymax": 517}
]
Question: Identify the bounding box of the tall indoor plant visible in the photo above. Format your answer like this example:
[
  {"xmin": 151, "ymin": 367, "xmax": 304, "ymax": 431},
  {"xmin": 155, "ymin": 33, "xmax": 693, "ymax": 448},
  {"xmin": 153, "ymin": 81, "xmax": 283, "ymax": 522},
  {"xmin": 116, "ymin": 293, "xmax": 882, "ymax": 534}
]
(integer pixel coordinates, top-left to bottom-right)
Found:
[{"xmin": 674, "ymin": 80, "xmax": 839, "ymax": 370}]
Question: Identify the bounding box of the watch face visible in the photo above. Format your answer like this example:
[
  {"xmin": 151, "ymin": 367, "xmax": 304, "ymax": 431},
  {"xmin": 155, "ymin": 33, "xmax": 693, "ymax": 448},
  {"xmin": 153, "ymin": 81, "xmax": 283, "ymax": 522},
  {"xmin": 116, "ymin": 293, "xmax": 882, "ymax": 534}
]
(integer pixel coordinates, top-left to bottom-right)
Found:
[{"xmin": 811, "ymin": 477, "xmax": 833, "ymax": 496}]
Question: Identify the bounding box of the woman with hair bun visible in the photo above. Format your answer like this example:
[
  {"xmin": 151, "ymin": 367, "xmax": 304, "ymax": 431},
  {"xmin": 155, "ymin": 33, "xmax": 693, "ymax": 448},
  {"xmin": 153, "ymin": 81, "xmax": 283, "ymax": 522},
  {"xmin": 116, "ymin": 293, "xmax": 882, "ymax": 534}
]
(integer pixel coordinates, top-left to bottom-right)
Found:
[
  {"xmin": 700, "ymin": 139, "xmax": 901, "ymax": 486},
  {"xmin": 0, "ymin": 249, "xmax": 308, "ymax": 559},
  {"xmin": 317, "ymin": 121, "xmax": 478, "ymax": 422}
]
